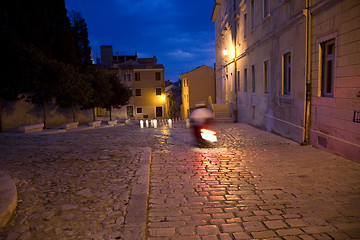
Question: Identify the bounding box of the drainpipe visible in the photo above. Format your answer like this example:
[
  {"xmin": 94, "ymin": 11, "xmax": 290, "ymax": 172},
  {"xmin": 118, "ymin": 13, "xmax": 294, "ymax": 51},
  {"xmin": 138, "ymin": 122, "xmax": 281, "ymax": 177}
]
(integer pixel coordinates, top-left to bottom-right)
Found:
[
  {"xmin": 302, "ymin": 0, "xmax": 312, "ymax": 145},
  {"xmin": 233, "ymin": 0, "xmax": 238, "ymax": 122}
]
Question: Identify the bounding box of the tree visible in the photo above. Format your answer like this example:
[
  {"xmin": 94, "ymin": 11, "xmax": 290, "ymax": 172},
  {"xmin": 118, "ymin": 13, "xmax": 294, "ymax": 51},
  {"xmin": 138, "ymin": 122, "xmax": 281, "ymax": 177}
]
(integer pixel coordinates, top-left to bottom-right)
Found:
[
  {"xmin": 81, "ymin": 69, "xmax": 113, "ymax": 121},
  {"xmin": 0, "ymin": 0, "xmax": 95, "ymax": 130},
  {"xmin": 55, "ymin": 64, "xmax": 92, "ymax": 122},
  {"xmin": 68, "ymin": 10, "xmax": 92, "ymax": 69},
  {"xmin": 105, "ymin": 73, "xmax": 132, "ymax": 120}
]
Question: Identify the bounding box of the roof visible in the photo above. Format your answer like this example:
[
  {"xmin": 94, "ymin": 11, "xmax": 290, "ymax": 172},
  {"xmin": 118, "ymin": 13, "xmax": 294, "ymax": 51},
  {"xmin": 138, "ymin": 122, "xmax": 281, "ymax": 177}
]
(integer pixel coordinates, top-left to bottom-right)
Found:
[{"xmin": 180, "ymin": 65, "xmax": 214, "ymax": 78}]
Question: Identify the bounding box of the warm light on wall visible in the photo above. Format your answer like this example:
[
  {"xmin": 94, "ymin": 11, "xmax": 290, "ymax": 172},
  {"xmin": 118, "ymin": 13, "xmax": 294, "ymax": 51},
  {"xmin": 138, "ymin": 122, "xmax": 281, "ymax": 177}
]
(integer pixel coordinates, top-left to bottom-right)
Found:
[
  {"xmin": 223, "ymin": 49, "xmax": 229, "ymax": 55},
  {"xmin": 160, "ymin": 94, "xmax": 166, "ymax": 102}
]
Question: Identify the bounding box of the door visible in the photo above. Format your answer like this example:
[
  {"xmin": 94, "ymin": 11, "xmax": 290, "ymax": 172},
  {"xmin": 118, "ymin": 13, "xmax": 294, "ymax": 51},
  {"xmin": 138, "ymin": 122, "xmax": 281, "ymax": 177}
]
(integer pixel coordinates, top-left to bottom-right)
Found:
[
  {"xmin": 127, "ymin": 106, "xmax": 134, "ymax": 117},
  {"xmin": 156, "ymin": 106, "xmax": 163, "ymax": 118}
]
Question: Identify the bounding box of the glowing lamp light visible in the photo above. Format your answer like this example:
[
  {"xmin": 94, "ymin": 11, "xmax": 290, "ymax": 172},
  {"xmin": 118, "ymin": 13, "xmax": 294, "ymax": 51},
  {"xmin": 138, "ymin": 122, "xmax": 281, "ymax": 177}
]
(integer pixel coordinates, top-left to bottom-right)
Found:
[
  {"xmin": 223, "ymin": 49, "xmax": 229, "ymax": 55},
  {"xmin": 160, "ymin": 94, "xmax": 166, "ymax": 102}
]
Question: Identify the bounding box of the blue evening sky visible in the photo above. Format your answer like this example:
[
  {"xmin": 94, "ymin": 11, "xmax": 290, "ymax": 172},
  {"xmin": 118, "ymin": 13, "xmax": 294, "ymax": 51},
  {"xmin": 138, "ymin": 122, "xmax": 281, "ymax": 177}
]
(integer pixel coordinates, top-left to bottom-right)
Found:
[{"xmin": 64, "ymin": 0, "xmax": 215, "ymax": 82}]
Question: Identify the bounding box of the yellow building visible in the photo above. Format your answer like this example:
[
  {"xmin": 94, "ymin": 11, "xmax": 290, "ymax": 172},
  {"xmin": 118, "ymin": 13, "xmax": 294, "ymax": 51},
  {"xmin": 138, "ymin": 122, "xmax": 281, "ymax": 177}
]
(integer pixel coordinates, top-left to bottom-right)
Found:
[
  {"xmin": 212, "ymin": 0, "xmax": 360, "ymax": 161},
  {"xmin": 98, "ymin": 46, "xmax": 166, "ymax": 120},
  {"xmin": 181, "ymin": 65, "xmax": 215, "ymax": 119}
]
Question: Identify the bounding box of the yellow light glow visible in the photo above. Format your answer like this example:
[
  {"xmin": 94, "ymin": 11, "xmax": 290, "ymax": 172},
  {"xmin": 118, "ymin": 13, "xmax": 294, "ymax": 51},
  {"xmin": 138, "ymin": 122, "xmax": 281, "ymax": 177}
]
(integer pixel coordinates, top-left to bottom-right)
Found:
[
  {"xmin": 160, "ymin": 94, "xmax": 166, "ymax": 102},
  {"xmin": 223, "ymin": 49, "xmax": 229, "ymax": 55}
]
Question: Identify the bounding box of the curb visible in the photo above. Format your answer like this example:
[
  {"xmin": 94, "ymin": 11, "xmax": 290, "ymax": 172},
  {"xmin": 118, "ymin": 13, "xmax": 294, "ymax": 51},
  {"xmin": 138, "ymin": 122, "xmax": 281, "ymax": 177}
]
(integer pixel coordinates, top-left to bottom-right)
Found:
[
  {"xmin": 123, "ymin": 147, "xmax": 151, "ymax": 240},
  {"xmin": 0, "ymin": 171, "xmax": 17, "ymax": 229}
]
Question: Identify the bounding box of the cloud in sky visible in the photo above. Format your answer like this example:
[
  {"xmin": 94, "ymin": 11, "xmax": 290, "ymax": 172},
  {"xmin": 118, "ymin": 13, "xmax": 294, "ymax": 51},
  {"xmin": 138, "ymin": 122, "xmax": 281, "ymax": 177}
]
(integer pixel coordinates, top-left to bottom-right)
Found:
[{"xmin": 65, "ymin": 0, "xmax": 215, "ymax": 82}]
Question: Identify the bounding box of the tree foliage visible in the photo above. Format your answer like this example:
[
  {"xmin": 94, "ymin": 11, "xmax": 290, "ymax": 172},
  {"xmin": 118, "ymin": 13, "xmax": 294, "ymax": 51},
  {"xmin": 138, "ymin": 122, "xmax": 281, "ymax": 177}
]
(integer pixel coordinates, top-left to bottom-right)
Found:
[{"xmin": 0, "ymin": 0, "xmax": 132, "ymax": 129}]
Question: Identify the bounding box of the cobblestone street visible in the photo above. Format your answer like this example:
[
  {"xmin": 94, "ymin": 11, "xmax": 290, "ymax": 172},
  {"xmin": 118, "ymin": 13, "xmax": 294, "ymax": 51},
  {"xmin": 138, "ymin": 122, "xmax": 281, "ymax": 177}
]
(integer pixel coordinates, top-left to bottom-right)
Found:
[{"xmin": 1, "ymin": 122, "xmax": 360, "ymax": 239}]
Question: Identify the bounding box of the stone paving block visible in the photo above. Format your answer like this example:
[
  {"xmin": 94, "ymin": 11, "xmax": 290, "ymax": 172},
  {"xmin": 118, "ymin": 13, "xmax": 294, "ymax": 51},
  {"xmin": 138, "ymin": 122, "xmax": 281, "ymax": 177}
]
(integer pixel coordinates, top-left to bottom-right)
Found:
[
  {"xmin": 253, "ymin": 210, "xmax": 269, "ymax": 216},
  {"xmin": 177, "ymin": 226, "xmax": 196, "ymax": 236},
  {"xmin": 221, "ymin": 223, "xmax": 244, "ymax": 232},
  {"xmin": 203, "ymin": 208, "xmax": 223, "ymax": 214},
  {"xmin": 170, "ymin": 236, "xmax": 201, "ymax": 240},
  {"xmin": 188, "ymin": 196, "xmax": 208, "ymax": 202},
  {"xmin": 209, "ymin": 196, "xmax": 225, "ymax": 201},
  {"xmin": 149, "ymin": 221, "xmax": 186, "ymax": 228},
  {"xmin": 187, "ymin": 220, "xmax": 207, "ymax": 226},
  {"xmin": 196, "ymin": 225, "xmax": 220, "ymax": 236},
  {"xmin": 201, "ymin": 235, "xmax": 218, "ymax": 240},
  {"xmin": 225, "ymin": 217, "xmax": 242, "ymax": 223},
  {"xmin": 298, "ymin": 235, "xmax": 315, "ymax": 240},
  {"xmin": 210, "ymin": 219, "xmax": 226, "ymax": 225},
  {"xmin": 232, "ymin": 232, "xmax": 252, "ymax": 239},
  {"xmin": 242, "ymin": 215, "xmax": 265, "ymax": 222},
  {"xmin": 266, "ymin": 215, "xmax": 283, "ymax": 220},
  {"xmin": 243, "ymin": 221, "xmax": 266, "ymax": 232},
  {"xmin": 219, "ymin": 233, "xmax": 233, "ymax": 240},
  {"xmin": 235, "ymin": 211, "xmax": 253, "ymax": 217},
  {"xmin": 264, "ymin": 220, "xmax": 288, "ymax": 229},
  {"xmin": 191, "ymin": 214, "xmax": 211, "ymax": 221},
  {"xmin": 301, "ymin": 225, "xmax": 337, "ymax": 234},
  {"xmin": 276, "ymin": 228, "xmax": 305, "ymax": 236},
  {"xmin": 210, "ymin": 191, "xmax": 227, "ymax": 196},
  {"xmin": 149, "ymin": 227, "xmax": 176, "ymax": 237},
  {"xmin": 212, "ymin": 212, "xmax": 235, "ymax": 219},
  {"xmin": 251, "ymin": 230, "xmax": 277, "ymax": 238},
  {"xmin": 285, "ymin": 219, "xmax": 307, "ymax": 227}
]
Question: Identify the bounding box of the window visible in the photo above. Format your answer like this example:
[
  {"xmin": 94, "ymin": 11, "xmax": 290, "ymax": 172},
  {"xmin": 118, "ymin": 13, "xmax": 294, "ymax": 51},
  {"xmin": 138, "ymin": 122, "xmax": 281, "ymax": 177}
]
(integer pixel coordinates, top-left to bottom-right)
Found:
[
  {"xmin": 263, "ymin": 0, "xmax": 270, "ymax": 19},
  {"xmin": 244, "ymin": 68, "xmax": 248, "ymax": 92},
  {"xmin": 264, "ymin": 60, "xmax": 270, "ymax": 93},
  {"xmin": 155, "ymin": 72, "xmax": 161, "ymax": 80},
  {"xmin": 283, "ymin": 52, "xmax": 291, "ymax": 95},
  {"xmin": 156, "ymin": 88, "xmax": 161, "ymax": 95},
  {"xmin": 321, "ymin": 39, "xmax": 335, "ymax": 97},
  {"xmin": 135, "ymin": 89, "xmax": 142, "ymax": 96},
  {"xmin": 124, "ymin": 73, "xmax": 131, "ymax": 81},
  {"xmin": 244, "ymin": 13, "xmax": 247, "ymax": 39},
  {"xmin": 136, "ymin": 107, "xmax": 142, "ymax": 114},
  {"xmin": 250, "ymin": 0, "xmax": 255, "ymax": 30},
  {"xmin": 135, "ymin": 72, "xmax": 140, "ymax": 81},
  {"xmin": 237, "ymin": 71, "xmax": 240, "ymax": 92},
  {"xmin": 251, "ymin": 65, "xmax": 255, "ymax": 93}
]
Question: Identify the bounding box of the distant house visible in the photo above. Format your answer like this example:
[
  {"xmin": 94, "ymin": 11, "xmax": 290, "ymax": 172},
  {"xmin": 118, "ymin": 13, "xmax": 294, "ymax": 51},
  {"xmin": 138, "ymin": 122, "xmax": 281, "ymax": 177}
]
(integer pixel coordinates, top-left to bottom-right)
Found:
[
  {"xmin": 165, "ymin": 80, "xmax": 182, "ymax": 119},
  {"xmin": 97, "ymin": 45, "xmax": 166, "ymax": 120},
  {"xmin": 181, "ymin": 65, "xmax": 215, "ymax": 119}
]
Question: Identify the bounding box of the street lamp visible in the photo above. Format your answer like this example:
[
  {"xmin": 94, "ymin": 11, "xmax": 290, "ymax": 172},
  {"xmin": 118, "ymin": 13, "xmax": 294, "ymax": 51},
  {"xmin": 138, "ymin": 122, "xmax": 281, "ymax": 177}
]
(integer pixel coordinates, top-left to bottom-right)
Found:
[{"xmin": 160, "ymin": 94, "xmax": 166, "ymax": 102}]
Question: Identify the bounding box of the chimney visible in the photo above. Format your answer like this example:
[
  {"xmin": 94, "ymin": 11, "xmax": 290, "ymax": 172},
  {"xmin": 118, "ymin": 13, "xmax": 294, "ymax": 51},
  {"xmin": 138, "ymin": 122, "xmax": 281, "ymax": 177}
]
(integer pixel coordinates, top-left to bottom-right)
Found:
[{"xmin": 100, "ymin": 45, "xmax": 113, "ymax": 67}]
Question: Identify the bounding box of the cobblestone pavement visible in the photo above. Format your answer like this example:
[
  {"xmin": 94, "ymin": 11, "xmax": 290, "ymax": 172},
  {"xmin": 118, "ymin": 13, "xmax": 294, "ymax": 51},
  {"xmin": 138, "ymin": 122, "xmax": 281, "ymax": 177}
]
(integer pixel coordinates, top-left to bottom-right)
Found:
[
  {"xmin": 1, "ymin": 122, "xmax": 360, "ymax": 240},
  {"xmin": 0, "ymin": 124, "xmax": 155, "ymax": 240},
  {"xmin": 147, "ymin": 123, "xmax": 360, "ymax": 240}
]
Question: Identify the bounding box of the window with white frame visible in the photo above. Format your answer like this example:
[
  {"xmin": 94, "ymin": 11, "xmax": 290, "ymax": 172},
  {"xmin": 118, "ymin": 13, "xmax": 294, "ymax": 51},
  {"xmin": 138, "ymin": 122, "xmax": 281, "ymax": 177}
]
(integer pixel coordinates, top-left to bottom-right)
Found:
[
  {"xmin": 135, "ymin": 88, "xmax": 142, "ymax": 96},
  {"xmin": 135, "ymin": 72, "xmax": 140, "ymax": 81},
  {"xmin": 136, "ymin": 107, "xmax": 142, "ymax": 114},
  {"xmin": 320, "ymin": 39, "xmax": 335, "ymax": 97},
  {"xmin": 283, "ymin": 52, "xmax": 291, "ymax": 95},
  {"xmin": 244, "ymin": 13, "xmax": 247, "ymax": 39},
  {"xmin": 263, "ymin": 0, "xmax": 270, "ymax": 19},
  {"xmin": 251, "ymin": 65, "xmax": 256, "ymax": 93},
  {"xmin": 244, "ymin": 68, "xmax": 248, "ymax": 92},
  {"xmin": 124, "ymin": 73, "xmax": 131, "ymax": 81},
  {"xmin": 156, "ymin": 88, "xmax": 161, "ymax": 96},
  {"xmin": 237, "ymin": 71, "xmax": 240, "ymax": 92},
  {"xmin": 250, "ymin": 0, "xmax": 255, "ymax": 30},
  {"xmin": 264, "ymin": 60, "xmax": 270, "ymax": 93}
]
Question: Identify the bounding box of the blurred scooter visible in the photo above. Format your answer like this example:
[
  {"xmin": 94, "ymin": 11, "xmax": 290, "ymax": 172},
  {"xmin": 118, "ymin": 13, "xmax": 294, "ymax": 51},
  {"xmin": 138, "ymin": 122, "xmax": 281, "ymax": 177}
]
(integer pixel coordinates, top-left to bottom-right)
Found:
[{"xmin": 190, "ymin": 102, "xmax": 217, "ymax": 147}]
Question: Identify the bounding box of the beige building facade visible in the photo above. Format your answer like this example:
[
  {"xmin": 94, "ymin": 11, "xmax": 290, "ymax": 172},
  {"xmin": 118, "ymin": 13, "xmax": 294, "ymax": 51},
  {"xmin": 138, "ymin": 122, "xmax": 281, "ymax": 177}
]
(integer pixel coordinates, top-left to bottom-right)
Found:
[
  {"xmin": 212, "ymin": 0, "xmax": 360, "ymax": 161},
  {"xmin": 181, "ymin": 65, "xmax": 215, "ymax": 119},
  {"xmin": 98, "ymin": 46, "xmax": 166, "ymax": 120}
]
